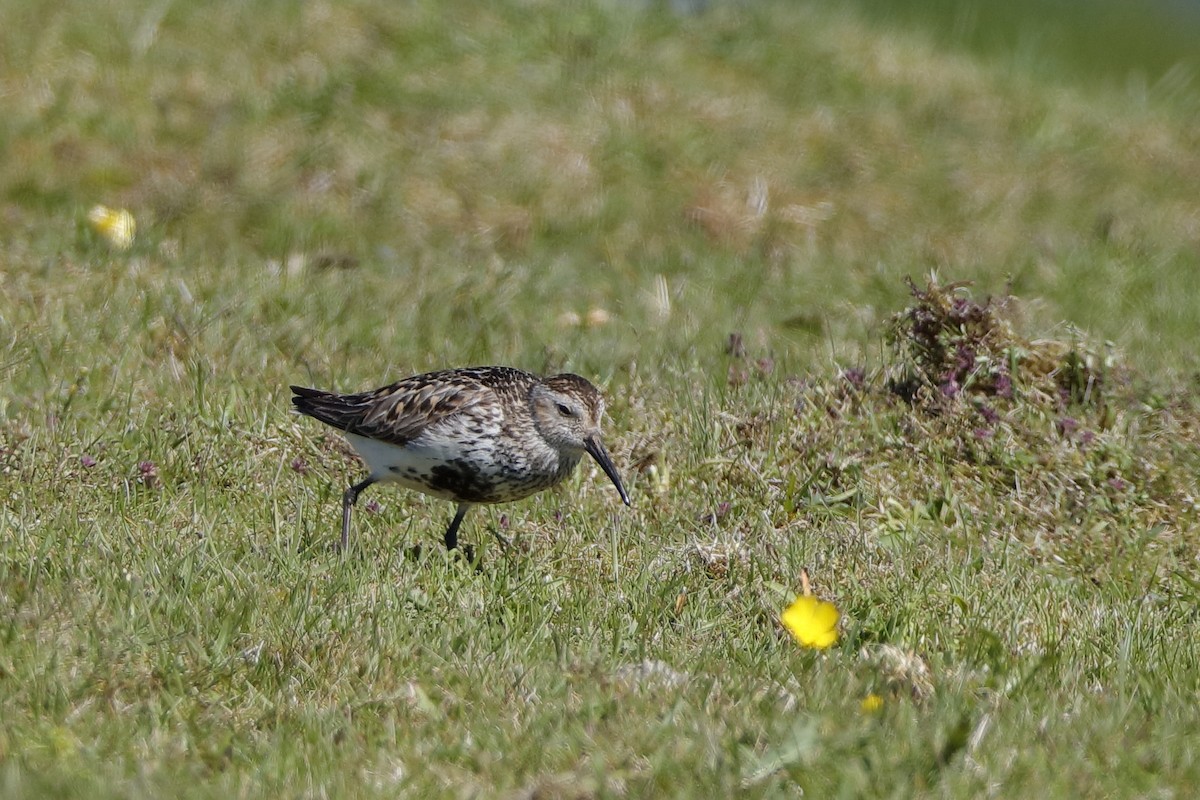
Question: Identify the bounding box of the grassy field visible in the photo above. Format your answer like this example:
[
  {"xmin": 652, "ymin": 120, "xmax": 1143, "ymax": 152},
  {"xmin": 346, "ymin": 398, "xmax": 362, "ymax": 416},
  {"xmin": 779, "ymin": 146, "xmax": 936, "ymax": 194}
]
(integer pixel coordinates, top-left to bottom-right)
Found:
[{"xmin": 3, "ymin": 0, "xmax": 1200, "ymax": 796}]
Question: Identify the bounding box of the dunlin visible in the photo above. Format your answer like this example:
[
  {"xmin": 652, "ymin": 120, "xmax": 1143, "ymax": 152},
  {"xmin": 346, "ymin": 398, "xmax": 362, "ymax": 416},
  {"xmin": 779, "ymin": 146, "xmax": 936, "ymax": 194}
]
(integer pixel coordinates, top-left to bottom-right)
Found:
[{"xmin": 290, "ymin": 366, "xmax": 631, "ymax": 552}]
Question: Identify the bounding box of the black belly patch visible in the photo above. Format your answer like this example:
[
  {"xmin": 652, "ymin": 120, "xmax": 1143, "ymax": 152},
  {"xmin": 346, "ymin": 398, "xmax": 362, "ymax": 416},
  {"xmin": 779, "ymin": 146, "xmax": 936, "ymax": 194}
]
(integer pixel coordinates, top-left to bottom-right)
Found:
[{"xmin": 427, "ymin": 460, "xmax": 493, "ymax": 503}]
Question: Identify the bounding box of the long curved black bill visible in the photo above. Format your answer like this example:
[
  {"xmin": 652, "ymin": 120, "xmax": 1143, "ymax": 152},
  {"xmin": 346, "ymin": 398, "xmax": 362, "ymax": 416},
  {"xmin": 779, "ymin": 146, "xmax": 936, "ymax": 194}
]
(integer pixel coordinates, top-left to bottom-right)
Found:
[{"xmin": 584, "ymin": 435, "xmax": 632, "ymax": 507}]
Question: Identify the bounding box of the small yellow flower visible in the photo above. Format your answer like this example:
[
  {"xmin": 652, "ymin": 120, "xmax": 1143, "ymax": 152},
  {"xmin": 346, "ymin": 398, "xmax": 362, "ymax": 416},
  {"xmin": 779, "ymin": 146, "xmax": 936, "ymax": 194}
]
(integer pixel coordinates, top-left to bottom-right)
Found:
[
  {"xmin": 781, "ymin": 594, "xmax": 840, "ymax": 650},
  {"xmin": 860, "ymin": 693, "xmax": 884, "ymax": 713},
  {"xmin": 87, "ymin": 205, "xmax": 136, "ymax": 250}
]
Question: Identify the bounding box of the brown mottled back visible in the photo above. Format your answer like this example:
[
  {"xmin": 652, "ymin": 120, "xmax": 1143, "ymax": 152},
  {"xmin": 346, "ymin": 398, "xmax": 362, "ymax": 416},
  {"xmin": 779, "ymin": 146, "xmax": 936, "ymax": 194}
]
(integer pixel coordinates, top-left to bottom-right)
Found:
[{"xmin": 291, "ymin": 366, "xmax": 538, "ymax": 446}]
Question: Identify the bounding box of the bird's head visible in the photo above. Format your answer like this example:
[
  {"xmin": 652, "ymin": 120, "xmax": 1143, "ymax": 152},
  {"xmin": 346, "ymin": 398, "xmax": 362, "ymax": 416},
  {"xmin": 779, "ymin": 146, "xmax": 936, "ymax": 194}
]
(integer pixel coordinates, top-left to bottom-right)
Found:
[{"xmin": 530, "ymin": 374, "xmax": 631, "ymax": 506}]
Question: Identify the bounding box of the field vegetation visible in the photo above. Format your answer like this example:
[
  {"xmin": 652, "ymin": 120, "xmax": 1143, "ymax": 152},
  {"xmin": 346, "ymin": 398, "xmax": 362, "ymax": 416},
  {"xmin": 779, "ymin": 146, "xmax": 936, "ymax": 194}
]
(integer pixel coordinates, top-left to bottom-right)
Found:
[{"xmin": 2, "ymin": 0, "xmax": 1200, "ymax": 796}]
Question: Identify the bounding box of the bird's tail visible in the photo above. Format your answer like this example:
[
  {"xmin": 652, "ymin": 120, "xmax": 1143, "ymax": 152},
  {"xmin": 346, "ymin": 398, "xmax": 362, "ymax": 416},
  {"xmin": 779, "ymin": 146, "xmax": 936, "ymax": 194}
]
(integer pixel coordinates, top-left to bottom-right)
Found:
[{"xmin": 290, "ymin": 385, "xmax": 361, "ymax": 432}]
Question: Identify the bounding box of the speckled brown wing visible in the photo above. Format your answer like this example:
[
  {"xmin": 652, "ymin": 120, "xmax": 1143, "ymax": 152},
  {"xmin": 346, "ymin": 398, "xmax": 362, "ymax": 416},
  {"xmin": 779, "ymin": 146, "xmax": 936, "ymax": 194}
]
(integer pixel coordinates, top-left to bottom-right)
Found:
[{"xmin": 291, "ymin": 367, "xmax": 537, "ymax": 446}]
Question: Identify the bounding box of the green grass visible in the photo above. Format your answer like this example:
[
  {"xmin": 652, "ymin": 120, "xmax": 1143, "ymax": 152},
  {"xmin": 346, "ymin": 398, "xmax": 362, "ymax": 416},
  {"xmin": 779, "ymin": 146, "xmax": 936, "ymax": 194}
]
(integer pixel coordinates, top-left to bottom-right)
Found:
[
  {"xmin": 846, "ymin": 0, "xmax": 1200, "ymax": 91},
  {"xmin": 3, "ymin": 0, "xmax": 1200, "ymax": 796}
]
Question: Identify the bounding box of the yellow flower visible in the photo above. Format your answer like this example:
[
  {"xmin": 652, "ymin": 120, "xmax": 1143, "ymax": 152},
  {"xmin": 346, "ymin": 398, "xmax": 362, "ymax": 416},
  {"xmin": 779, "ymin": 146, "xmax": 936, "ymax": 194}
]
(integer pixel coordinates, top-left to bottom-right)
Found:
[
  {"xmin": 781, "ymin": 594, "xmax": 840, "ymax": 650},
  {"xmin": 860, "ymin": 693, "xmax": 884, "ymax": 713},
  {"xmin": 87, "ymin": 205, "xmax": 136, "ymax": 250}
]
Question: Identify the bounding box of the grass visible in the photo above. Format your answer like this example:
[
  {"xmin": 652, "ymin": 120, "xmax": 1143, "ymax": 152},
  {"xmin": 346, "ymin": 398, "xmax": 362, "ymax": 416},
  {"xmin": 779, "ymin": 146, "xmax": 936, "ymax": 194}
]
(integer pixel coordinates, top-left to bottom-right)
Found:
[
  {"xmin": 2, "ymin": 0, "xmax": 1200, "ymax": 796},
  {"xmin": 844, "ymin": 0, "xmax": 1200, "ymax": 92}
]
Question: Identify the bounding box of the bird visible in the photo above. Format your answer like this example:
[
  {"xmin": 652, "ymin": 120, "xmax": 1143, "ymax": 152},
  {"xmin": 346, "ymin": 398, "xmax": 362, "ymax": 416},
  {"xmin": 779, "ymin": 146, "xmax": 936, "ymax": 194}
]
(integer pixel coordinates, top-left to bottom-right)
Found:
[{"xmin": 290, "ymin": 366, "xmax": 631, "ymax": 552}]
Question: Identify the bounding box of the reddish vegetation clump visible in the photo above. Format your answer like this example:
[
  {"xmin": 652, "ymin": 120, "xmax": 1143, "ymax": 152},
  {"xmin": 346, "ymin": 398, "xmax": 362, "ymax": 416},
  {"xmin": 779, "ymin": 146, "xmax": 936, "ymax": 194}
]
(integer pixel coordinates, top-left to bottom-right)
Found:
[{"xmin": 885, "ymin": 276, "xmax": 1107, "ymax": 414}]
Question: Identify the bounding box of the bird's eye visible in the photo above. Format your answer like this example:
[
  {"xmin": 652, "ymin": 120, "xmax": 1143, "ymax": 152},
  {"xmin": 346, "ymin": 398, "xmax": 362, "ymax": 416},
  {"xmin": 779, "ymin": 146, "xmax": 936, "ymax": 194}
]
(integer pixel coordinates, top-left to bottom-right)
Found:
[{"xmin": 556, "ymin": 402, "xmax": 574, "ymax": 417}]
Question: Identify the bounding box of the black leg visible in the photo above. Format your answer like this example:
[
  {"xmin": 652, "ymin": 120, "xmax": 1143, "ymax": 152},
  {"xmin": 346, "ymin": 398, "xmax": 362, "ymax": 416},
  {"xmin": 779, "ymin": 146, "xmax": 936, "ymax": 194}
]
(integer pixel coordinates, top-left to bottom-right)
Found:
[
  {"xmin": 341, "ymin": 477, "xmax": 376, "ymax": 551},
  {"xmin": 443, "ymin": 504, "xmax": 471, "ymax": 550}
]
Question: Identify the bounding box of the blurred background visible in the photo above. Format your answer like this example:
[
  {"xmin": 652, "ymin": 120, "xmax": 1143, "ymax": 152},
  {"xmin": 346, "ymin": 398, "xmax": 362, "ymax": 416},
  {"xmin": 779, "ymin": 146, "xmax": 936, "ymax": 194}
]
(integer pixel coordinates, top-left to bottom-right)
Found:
[
  {"xmin": 849, "ymin": 0, "xmax": 1200, "ymax": 86},
  {"xmin": 2, "ymin": 0, "xmax": 1199, "ymax": 403}
]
